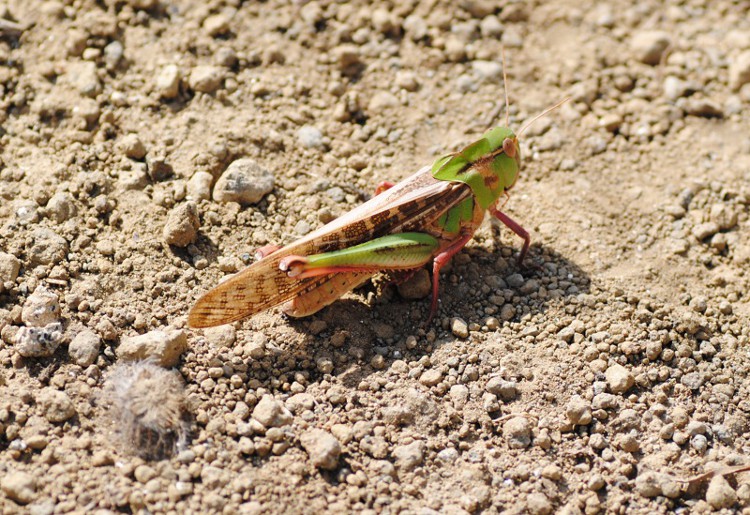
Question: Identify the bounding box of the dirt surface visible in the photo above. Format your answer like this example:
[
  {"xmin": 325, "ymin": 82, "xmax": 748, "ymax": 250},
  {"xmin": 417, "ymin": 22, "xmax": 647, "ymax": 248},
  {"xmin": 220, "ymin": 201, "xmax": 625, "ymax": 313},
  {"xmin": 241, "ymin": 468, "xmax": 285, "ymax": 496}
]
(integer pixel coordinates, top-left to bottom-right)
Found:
[{"xmin": 1, "ymin": 0, "xmax": 750, "ymax": 513}]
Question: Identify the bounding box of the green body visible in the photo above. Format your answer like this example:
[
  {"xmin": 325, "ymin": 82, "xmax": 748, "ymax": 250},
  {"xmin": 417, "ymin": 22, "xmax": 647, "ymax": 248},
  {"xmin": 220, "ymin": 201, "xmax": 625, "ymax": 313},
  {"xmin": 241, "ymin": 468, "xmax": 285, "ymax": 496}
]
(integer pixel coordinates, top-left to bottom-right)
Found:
[{"xmin": 293, "ymin": 127, "xmax": 520, "ymax": 272}]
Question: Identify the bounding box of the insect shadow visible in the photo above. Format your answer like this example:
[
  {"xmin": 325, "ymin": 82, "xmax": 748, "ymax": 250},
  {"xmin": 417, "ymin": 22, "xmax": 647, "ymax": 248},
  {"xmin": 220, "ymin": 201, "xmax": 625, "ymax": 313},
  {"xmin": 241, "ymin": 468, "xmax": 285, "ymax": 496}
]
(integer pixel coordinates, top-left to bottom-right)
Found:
[{"xmin": 276, "ymin": 241, "xmax": 590, "ymax": 383}]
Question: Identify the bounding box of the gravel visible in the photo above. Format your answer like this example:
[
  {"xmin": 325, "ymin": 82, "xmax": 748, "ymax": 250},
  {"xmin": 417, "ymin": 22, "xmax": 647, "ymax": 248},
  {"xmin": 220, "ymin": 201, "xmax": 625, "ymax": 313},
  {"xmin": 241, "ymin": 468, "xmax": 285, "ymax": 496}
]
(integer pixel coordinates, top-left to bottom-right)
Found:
[{"xmin": 213, "ymin": 158, "xmax": 275, "ymax": 205}]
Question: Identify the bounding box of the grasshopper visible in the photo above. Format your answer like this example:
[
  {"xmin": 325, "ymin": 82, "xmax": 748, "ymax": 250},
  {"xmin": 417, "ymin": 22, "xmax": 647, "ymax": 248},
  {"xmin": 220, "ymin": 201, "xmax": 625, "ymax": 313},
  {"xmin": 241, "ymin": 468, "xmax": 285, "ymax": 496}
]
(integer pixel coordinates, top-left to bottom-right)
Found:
[{"xmin": 188, "ymin": 74, "xmax": 565, "ymax": 328}]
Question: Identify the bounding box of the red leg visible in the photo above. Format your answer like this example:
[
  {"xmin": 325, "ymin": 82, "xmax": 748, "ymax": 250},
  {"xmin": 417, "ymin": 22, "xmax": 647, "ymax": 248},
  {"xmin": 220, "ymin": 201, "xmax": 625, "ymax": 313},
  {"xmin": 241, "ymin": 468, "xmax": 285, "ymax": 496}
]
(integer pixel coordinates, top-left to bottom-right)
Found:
[
  {"xmin": 427, "ymin": 232, "xmax": 474, "ymax": 326},
  {"xmin": 375, "ymin": 181, "xmax": 395, "ymax": 195},
  {"xmin": 489, "ymin": 206, "xmax": 530, "ymax": 265},
  {"xmin": 255, "ymin": 244, "xmax": 281, "ymax": 260}
]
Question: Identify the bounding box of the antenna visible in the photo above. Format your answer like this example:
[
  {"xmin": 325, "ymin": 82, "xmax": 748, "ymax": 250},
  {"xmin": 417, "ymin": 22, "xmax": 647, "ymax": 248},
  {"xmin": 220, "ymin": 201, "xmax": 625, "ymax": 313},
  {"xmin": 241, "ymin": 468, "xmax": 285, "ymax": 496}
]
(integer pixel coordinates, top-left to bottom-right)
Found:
[
  {"xmin": 502, "ymin": 46, "xmax": 510, "ymax": 127},
  {"xmin": 517, "ymin": 97, "xmax": 571, "ymax": 138}
]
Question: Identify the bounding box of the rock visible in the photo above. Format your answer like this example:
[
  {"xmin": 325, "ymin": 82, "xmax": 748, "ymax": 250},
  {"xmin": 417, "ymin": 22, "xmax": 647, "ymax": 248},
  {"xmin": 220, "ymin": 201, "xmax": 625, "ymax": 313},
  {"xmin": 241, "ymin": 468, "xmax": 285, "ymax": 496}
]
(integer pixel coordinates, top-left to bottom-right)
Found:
[
  {"xmin": 486, "ymin": 377, "xmax": 518, "ymax": 401},
  {"xmin": 22, "ymin": 286, "xmax": 61, "ymax": 327},
  {"xmin": 252, "ymin": 395, "xmax": 293, "ymax": 428},
  {"xmin": 0, "ymin": 252, "xmax": 21, "ymax": 288},
  {"xmin": 46, "ymin": 192, "xmax": 77, "ymax": 223},
  {"xmin": 472, "ymin": 60, "xmax": 503, "ymax": 82},
  {"xmin": 663, "ymin": 76, "xmax": 694, "ymax": 100},
  {"xmin": 396, "ymin": 269, "xmax": 431, "ymax": 299},
  {"xmin": 685, "ymin": 98, "xmax": 724, "ymax": 118},
  {"xmin": 156, "ymin": 64, "xmax": 181, "ymax": 99},
  {"xmin": 117, "ymin": 328, "xmax": 188, "ymax": 367},
  {"xmin": 729, "ymin": 50, "xmax": 750, "ymax": 90},
  {"xmin": 419, "ymin": 369, "xmax": 443, "ymax": 387},
  {"xmin": 68, "ymin": 329, "xmax": 102, "ymax": 366},
  {"xmin": 332, "ymin": 44, "xmax": 362, "ymax": 75},
  {"xmin": 566, "ymin": 395, "xmax": 592, "ymax": 426},
  {"xmin": 213, "ymin": 158, "xmax": 275, "ymax": 205},
  {"xmin": 187, "ymin": 171, "xmax": 213, "ymax": 201},
  {"xmin": 368, "ymin": 91, "xmax": 399, "ymax": 112},
  {"xmin": 506, "ymin": 273, "xmax": 525, "ymax": 288},
  {"xmin": 706, "ymin": 475, "xmax": 737, "ymax": 509},
  {"xmin": 188, "ymin": 65, "xmax": 224, "ymax": 93},
  {"xmin": 480, "ymin": 16, "xmax": 503, "ymax": 38},
  {"xmin": 163, "ymin": 202, "xmax": 200, "ymax": 247},
  {"xmin": 527, "ymin": 492, "xmax": 552, "ymax": 515},
  {"xmin": 119, "ymin": 134, "xmax": 147, "ymax": 160},
  {"xmin": 300, "ymin": 429, "xmax": 341, "ymax": 470},
  {"xmin": 605, "ymin": 363, "xmax": 634, "ymax": 394},
  {"xmin": 297, "ymin": 125, "xmax": 324, "ymax": 149},
  {"xmin": 27, "ymin": 229, "xmax": 68, "ymax": 266},
  {"xmin": 503, "ymin": 416, "xmax": 532, "ymax": 448},
  {"xmin": 1, "ymin": 471, "xmax": 37, "ymax": 504},
  {"xmin": 15, "ymin": 323, "xmax": 64, "ymax": 358},
  {"xmin": 38, "ymin": 388, "xmax": 76, "ymax": 423},
  {"xmin": 67, "ymin": 60, "xmax": 101, "ymax": 96},
  {"xmin": 692, "ymin": 221, "xmax": 719, "ymax": 241},
  {"xmin": 451, "ymin": 318, "xmax": 469, "ymax": 339},
  {"xmin": 203, "ymin": 13, "xmax": 231, "ymax": 37},
  {"xmin": 393, "ymin": 440, "xmax": 425, "ymax": 470},
  {"xmin": 631, "ymin": 31, "xmax": 671, "ymax": 65},
  {"xmin": 709, "ymin": 203, "xmax": 738, "ymax": 231},
  {"xmin": 395, "ymin": 70, "xmax": 419, "ymax": 92},
  {"xmin": 635, "ymin": 471, "xmax": 662, "ymax": 498}
]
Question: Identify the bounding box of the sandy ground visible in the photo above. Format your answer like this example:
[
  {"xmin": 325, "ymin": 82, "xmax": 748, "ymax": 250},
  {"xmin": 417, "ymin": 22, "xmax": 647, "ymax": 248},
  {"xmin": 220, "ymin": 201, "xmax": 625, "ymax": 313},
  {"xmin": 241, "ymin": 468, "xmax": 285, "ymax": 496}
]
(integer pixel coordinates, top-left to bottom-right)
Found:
[{"xmin": 1, "ymin": 0, "xmax": 750, "ymax": 513}]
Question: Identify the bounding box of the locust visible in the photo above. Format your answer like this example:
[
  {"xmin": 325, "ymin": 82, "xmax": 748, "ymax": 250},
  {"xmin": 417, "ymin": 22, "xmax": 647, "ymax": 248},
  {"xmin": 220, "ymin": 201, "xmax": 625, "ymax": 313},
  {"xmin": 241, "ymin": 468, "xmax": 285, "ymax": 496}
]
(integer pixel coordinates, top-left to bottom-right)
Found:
[{"xmin": 188, "ymin": 77, "xmax": 565, "ymax": 329}]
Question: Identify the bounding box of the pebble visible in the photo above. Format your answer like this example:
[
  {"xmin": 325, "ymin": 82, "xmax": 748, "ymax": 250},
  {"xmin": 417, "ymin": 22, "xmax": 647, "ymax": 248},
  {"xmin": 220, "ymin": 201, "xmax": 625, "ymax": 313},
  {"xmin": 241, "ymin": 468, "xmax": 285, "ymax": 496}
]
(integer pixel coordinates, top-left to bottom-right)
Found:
[
  {"xmin": 506, "ymin": 273, "xmax": 524, "ymax": 288},
  {"xmin": 437, "ymin": 448, "xmax": 459, "ymax": 464},
  {"xmin": 22, "ymin": 286, "xmax": 61, "ymax": 327},
  {"xmin": 156, "ymin": 64, "xmax": 181, "ymax": 99},
  {"xmin": 635, "ymin": 471, "xmax": 662, "ymax": 498},
  {"xmin": 449, "ymin": 384, "xmax": 469, "ymax": 407},
  {"xmin": 396, "ymin": 269, "xmax": 431, "ymax": 299},
  {"xmin": 691, "ymin": 434, "xmax": 708, "ymax": 453},
  {"xmin": 119, "ymin": 134, "xmax": 146, "ymax": 160},
  {"xmin": 503, "ymin": 416, "xmax": 532, "ymax": 449},
  {"xmin": 297, "ymin": 125, "xmax": 324, "ymax": 149},
  {"xmin": 213, "ymin": 158, "xmax": 275, "ymax": 205},
  {"xmin": 368, "ymin": 91, "xmax": 399, "ymax": 112},
  {"xmin": 566, "ymin": 395, "xmax": 593, "ymax": 426},
  {"xmin": 684, "ymin": 98, "xmax": 724, "ymax": 118},
  {"xmin": 27, "ymin": 229, "xmax": 68, "ymax": 266},
  {"xmin": 15, "ymin": 323, "xmax": 64, "ymax": 358},
  {"xmin": 499, "ymin": 303, "xmax": 516, "ymax": 321},
  {"xmin": 1, "ymin": 471, "xmax": 37, "ymax": 504},
  {"xmin": 729, "ymin": 50, "xmax": 750, "ymax": 90},
  {"xmin": 332, "ymin": 44, "xmax": 362, "ymax": 75},
  {"xmin": 631, "ymin": 30, "xmax": 671, "ymax": 65},
  {"xmin": 0, "ymin": 252, "xmax": 21, "ymax": 288},
  {"xmin": 46, "ymin": 192, "xmax": 77, "ymax": 223},
  {"xmin": 103, "ymin": 40, "xmax": 123, "ymax": 69},
  {"xmin": 451, "ymin": 318, "xmax": 469, "ymax": 339},
  {"xmin": 187, "ymin": 171, "xmax": 213, "ymax": 201},
  {"xmin": 38, "ymin": 388, "xmax": 76, "ymax": 423},
  {"xmin": 392, "ymin": 440, "xmax": 425, "ymax": 470},
  {"xmin": 252, "ymin": 395, "xmax": 293, "ymax": 428},
  {"xmin": 395, "ymin": 70, "xmax": 419, "ymax": 92},
  {"xmin": 117, "ymin": 328, "xmax": 188, "ymax": 367},
  {"xmin": 188, "ymin": 65, "xmax": 224, "ymax": 94},
  {"xmin": 680, "ymin": 372, "xmax": 704, "ymax": 390},
  {"xmin": 472, "ymin": 60, "xmax": 503, "ymax": 82},
  {"xmin": 605, "ymin": 363, "xmax": 634, "ymax": 394},
  {"xmin": 527, "ymin": 492, "xmax": 552, "ymax": 515},
  {"xmin": 163, "ymin": 201, "xmax": 200, "ymax": 247},
  {"xmin": 485, "ymin": 377, "xmax": 518, "ymax": 401},
  {"xmin": 692, "ymin": 221, "xmax": 719, "ymax": 241},
  {"xmin": 203, "ymin": 13, "xmax": 231, "ymax": 37},
  {"xmin": 706, "ymin": 475, "xmax": 737, "ymax": 509},
  {"xmin": 68, "ymin": 329, "xmax": 102, "ymax": 366},
  {"xmin": 299, "ymin": 429, "xmax": 341, "ymax": 470},
  {"xmin": 480, "ymin": 16, "xmax": 503, "ymax": 38},
  {"xmin": 709, "ymin": 203, "xmax": 737, "ymax": 230},
  {"xmin": 67, "ymin": 60, "xmax": 101, "ymax": 96},
  {"xmin": 419, "ymin": 369, "xmax": 443, "ymax": 387}
]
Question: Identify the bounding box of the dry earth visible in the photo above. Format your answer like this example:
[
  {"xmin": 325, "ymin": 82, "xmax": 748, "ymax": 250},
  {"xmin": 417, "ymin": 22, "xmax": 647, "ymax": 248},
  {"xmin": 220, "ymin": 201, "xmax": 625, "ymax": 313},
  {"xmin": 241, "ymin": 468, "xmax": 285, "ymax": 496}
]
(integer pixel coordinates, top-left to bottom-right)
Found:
[{"xmin": 1, "ymin": 0, "xmax": 750, "ymax": 513}]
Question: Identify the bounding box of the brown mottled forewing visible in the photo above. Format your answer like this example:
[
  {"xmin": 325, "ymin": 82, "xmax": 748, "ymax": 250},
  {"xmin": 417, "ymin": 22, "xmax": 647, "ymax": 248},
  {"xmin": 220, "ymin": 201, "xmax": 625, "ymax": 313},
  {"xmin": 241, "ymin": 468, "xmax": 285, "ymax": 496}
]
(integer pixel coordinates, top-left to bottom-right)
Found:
[{"xmin": 187, "ymin": 166, "xmax": 472, "ymax": 327}]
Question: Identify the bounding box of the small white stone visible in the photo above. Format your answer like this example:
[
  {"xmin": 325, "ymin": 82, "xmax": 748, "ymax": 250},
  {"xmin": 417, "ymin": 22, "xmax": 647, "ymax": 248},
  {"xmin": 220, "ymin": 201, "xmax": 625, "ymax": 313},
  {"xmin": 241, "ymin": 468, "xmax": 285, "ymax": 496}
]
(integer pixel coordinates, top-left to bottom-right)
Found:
[
  {"xmin": 631, "ymin": 30, "xmax": 671, "ymax": 65},
  {"xmin": 188, "ymin": 65, "xmax": 224, "ymax": 93},
  {"xmin": 163, "ymin": 202, "xmax": 200, "ymax": 247},
  {"xmin": 730, "ymin": 50, "xmax": 750, "ymax": 91},
  {"xmin": 392, "ymin": 440, "xmax": 425, "ymax": 470},
  {"xmin": 503, "ymin": 416, "xmax": 532, "ymax": 448},
  {"xmin": 706, "ymin": 475, "xmax": 737, "ymax": 509},
  {"xmin": 297, "ymin": 125, "xmax": 324, "ymax": 149}
]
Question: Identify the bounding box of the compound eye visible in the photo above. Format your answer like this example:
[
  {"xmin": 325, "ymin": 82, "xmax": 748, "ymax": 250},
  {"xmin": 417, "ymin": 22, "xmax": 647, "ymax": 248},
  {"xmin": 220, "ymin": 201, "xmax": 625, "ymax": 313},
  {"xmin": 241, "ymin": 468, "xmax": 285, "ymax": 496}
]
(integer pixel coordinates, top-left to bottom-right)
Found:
[{"xmin": 502, "ymin": 138, "xmax": 516, "ymax": 158}]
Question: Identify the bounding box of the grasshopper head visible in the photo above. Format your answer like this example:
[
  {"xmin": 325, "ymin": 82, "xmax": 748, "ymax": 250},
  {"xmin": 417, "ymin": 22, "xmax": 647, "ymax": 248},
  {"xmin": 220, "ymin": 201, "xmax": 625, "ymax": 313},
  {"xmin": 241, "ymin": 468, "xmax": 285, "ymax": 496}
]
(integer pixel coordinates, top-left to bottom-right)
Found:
[{"xmin": 483, "ymin": 126, "xmax": 521, "ymax": 191}]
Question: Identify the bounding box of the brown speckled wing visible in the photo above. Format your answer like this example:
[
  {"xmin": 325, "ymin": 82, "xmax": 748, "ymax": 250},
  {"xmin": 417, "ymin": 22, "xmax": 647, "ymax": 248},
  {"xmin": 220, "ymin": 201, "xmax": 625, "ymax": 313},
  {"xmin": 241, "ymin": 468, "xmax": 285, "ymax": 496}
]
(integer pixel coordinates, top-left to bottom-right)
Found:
[{"xmin": 187, "ymin": 166, "xmax": 471, "ymax": 328}]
